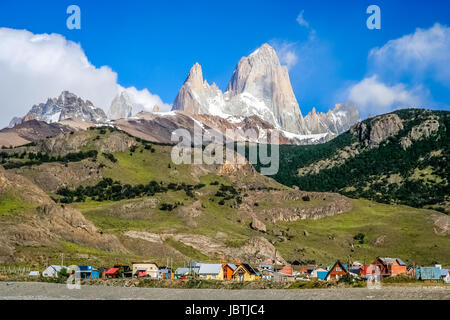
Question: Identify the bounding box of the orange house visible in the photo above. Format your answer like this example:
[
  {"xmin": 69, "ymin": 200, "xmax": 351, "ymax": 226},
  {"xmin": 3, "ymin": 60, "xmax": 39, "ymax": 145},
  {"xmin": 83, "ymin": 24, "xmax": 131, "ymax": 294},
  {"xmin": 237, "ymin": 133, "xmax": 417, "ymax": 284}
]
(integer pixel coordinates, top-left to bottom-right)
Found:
[
  {"xmin": 325, "ymin": 261, "xmax": 347, "ymax": 281},
  {"xmin": 222, "ymin": 264, "xmax": 237, "ymax": 280},
  {"xmin": 371, "ymin": 257, "xmax": 407, "ymax": 277},
  {"xmin": 279, "ymin": 265, "xmax": 293, "ymax": 276}
]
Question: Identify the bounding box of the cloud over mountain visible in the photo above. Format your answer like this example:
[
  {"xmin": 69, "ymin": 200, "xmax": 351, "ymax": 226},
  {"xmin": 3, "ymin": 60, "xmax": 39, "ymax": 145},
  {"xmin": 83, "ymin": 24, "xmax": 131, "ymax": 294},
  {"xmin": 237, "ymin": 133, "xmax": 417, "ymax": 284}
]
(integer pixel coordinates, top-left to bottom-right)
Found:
[
  {"xmin": 345, "ymin": 24, "xmax": 449, "ymax": 116},
  {"xmin": 347, "ymin": 76, "xmax": 428, "ymax": 115},
  {"xmin": 369, "ymin": 23, "xmax": 450, "ymax": 87},
  {"xmin": 0, "ymin": 28, "xmax": 169, "ymax": 128}
]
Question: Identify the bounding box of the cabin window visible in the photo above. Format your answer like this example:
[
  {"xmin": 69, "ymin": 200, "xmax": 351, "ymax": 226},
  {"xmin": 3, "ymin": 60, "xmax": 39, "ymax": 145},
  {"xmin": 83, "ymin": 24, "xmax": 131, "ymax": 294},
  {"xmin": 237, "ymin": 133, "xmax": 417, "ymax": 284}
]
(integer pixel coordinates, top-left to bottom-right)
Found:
[{"xmin": 336, "ymin": 267, "xmax": 342, "ymax": 271}]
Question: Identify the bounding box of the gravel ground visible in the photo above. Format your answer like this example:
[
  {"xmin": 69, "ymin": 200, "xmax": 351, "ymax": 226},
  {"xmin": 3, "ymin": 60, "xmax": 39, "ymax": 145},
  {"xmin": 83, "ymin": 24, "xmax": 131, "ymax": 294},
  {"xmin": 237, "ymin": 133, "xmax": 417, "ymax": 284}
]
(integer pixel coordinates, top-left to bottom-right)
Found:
[{"xmin": 0, "ymin": 282, "xmax": 449, "ymax": 300}]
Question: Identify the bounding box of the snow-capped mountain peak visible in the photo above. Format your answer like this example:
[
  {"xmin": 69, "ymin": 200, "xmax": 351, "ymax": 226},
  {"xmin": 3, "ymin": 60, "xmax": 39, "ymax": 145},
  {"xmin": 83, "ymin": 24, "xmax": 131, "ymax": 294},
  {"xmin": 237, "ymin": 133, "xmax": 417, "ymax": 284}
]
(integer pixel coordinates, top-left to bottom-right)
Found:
[
  {"xmin": 18, "ymin": 91, "xmax": 107, "ymax": 125},
  {"xmin": 172, "ymin": 43, "xmax": 307, "ymax": 134}
]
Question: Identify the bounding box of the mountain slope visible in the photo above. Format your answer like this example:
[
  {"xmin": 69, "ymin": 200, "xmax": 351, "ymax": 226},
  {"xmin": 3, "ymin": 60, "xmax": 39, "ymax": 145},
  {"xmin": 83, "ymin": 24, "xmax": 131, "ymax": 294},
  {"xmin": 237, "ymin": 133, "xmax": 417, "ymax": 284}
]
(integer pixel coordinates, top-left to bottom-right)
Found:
[
  {"xmin": 0, "ymin": 124, "xmax": 449, "ymax": 267},
  {"xmin": 0, "ymin": 166, "xmax": 125, "ymax": 264},
  {"xmin": 256, "ymin": 109, "xmax": 449, "ymax": 213}
]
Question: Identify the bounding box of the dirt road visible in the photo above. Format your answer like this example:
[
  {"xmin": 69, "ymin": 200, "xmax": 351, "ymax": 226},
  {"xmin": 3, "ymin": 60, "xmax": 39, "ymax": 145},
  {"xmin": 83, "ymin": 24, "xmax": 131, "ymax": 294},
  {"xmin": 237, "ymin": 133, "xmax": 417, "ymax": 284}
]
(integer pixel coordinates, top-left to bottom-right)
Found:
[{"xmin": 0, "ymin": 282, "xmax": 449, "ymax": 300}]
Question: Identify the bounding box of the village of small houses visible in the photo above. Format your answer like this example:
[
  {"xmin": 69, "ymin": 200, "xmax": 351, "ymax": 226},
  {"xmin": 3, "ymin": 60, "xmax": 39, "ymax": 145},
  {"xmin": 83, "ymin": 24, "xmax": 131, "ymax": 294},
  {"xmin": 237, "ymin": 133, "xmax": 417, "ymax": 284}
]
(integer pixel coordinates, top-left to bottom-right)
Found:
[{"xmin": 2, "ymin": 256, "xmax": 450, "ymax": 288}]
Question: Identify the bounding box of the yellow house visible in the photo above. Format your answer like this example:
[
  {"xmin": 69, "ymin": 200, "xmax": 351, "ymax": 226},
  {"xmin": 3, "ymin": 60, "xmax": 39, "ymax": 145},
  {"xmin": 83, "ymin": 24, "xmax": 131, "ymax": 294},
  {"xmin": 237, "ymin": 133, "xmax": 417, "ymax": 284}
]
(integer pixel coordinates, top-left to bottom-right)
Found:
[
  {"xmin": 232, "ymin": 264, "xmax": 259, "ymax": 282},
  {"xmin": 198, "ymin": 264, "xmax": 224, "ymax": 280}
]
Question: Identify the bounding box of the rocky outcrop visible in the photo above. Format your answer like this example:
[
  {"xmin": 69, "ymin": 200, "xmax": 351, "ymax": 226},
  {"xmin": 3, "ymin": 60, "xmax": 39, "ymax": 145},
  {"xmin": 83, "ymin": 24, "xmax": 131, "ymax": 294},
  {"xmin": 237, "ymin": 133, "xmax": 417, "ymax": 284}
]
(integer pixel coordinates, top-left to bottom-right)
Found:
[
  {"xmin": 124, "ymin": 231, "xmax": 286, "ymax": 264},
  {"xmin": 431, "ymin": 213, "xmax": 450, "ymax": 236},
  {"xmin": 37, "ymin": 129, "xmax": 136, "ymax": 156},
  {"xmin": 400, "ymin": 116, "xmax": 440, "ymax": 150},
  {"xmin": 351, "ymin": 113, "xmax": 404, "ymax": 147},
  {"xmin": 108, "ymin": 91, "xmax": 135, "ymax": 120},
  {"xmin": 21, "ymin": 91, "xmax": 107, "ymax": 124},
  {"xmin": 303, "ymin": 103, "xmax": 360, "ymax": 135},
  {"xmin": 224, "ymin": 44, "xmax": 305, "ymax": 133},
  {"xmin": 0, "ymin": 168, "xmax": 125, "ymax": 263},
  {"xmin": 250, "ymin": 217, "xmax": 267, "ymax": 232},
  {"xmin": 173, "ymin": 63, "xmax": 227, "ymax": 116},
  {"xmin": 241, "ymin": 189, "xmax": 352, "ymax": 223},
  {"xmin": 8, "ymin": 117, "xmax": 23, "ymax": 128}
]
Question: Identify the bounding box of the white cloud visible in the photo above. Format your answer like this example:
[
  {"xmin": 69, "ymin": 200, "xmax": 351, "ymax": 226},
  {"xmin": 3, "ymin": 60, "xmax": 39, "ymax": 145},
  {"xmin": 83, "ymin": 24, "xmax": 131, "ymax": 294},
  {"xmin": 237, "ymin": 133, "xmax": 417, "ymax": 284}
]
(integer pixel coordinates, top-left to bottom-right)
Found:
[
  {"xmin": 296, "ymin": 10, "xmax": 316, "ymax": 41},
  {"xmin": 342, "ymin": 24, "xmax": 449, "ymax": 117},
  {"xmin": 0, "ymin": 28, "xmax": 170, "ymax": 128},
  {"xmin": 272, "ymin": 41, "xmax": 299, "ymax": 70},
  {"xmin": 121, "ymin": 86, "xmax": 172, "ymax": 112},
  {"xmin": 368, "ymin": 23, "xmax": 450, "ymax": 86},
  {"xmin": 296, "ymin": 10, "xmax": 309, "ymax": 28},
  {"xmin": 347, "ymin": 76, "xmax": 429, "ymax": 116}
]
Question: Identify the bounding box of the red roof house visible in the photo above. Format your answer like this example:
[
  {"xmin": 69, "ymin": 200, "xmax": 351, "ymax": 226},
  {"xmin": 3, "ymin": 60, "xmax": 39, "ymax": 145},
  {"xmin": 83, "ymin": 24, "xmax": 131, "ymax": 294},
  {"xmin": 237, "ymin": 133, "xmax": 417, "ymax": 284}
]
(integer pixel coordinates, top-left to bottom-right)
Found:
[
  {"xmin": 325, "ymin": 261, "xmax": 348, "ymax": 281},
  {"xmin": 279, "ymin": 265, "xmax": 293, "ymax": 276},
  {"xmin": 105, "ymin": 267, "xmax": 119, "ymax": 278}
]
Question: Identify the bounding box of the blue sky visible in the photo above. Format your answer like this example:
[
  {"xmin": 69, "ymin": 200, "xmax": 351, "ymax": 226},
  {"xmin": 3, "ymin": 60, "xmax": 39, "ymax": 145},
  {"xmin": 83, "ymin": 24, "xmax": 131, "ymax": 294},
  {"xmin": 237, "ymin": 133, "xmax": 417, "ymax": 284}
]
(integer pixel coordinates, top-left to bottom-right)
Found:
[{"xmin": 0, "ymin": 0, "xmax": 449, "ymax": 127}]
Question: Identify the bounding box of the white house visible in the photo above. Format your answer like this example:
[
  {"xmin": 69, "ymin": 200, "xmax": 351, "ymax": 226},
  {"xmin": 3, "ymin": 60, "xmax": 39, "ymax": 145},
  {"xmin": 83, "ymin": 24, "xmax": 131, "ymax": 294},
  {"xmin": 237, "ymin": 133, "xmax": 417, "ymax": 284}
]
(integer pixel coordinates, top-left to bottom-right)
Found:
[
  {"xmin": 441, "ymin": 269, "xmax": 450, "ymax": 283},
  {"xmin": 42, "ymin": 265, "xmax": 67, "ymax": 278},
  {"xmin": 28, "ymin": 271, "xmax": 40, "ymax": 277},
  {"xmin": 131, "ymin": 262, "xmax": 159, "ymax": 278}
]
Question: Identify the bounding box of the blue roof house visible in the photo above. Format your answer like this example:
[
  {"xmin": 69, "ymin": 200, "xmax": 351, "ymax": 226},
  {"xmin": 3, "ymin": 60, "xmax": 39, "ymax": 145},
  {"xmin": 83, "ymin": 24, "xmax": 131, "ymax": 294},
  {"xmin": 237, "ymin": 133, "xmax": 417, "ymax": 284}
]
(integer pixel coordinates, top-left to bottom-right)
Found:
[{"xmin": 416, "ymin": 267, "xmax": 442, "ymax": 281}]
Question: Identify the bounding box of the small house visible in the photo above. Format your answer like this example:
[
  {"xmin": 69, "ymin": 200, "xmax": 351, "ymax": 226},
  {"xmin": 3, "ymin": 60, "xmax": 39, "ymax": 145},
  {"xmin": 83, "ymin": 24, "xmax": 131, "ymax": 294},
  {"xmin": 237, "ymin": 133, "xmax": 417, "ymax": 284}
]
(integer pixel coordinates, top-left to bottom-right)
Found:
[
  {"xmin": 77, "ymin": 265, "xmax": 95, "ymax": 279},
  {"xmin": 278, "ymin": 265, "xmax": 293, "ymax": 276},
  {"xmin": 105, "ymin": 265, "xmax": 132, "ymax": 278},
  {"xmin": 175, "ymin": 268, "xmax": 191, "ymax": 279},
  {"xmin": 311, "ymin": 268, "xmax": 328, "ymax": 280},
  {"xmin": 259, "ymin": 260, "xmax": 274, "ymax": 272},
  {"xmin": 232, "ymin": 264, "xmax": 258, "ymax": 282},
  {"xmin": 159, "ymin": 267, "xmax": 174, "ymax": 279},
  {"xmin": 441, "ymin": 269, "xmax": 450, "ymax": 283},
  {"xmin": 132, "ymin": 262, "xmax": 159, "ymax": 278},
  {"xmin": 198, "ymin": 264, "xmax": 223, "ymax": 280},
  {"xmin": 273, "ymin": 271, "xmax": 295, "ymax": 282},
  {"xmin": 28, "ymin": 271, "xmax": 40, "ymax": 277},
  {"xmin": 105, "ymin": 267, "xmax": 120, "ymax": 278},
  {"xmin": 260, "ymin": 269, "xmax": 274, "ymax": 281},
  {"xmin": 416, "ymin": 266, "xmax": 443, "ymax": 281},
  {"xmin": 371, "ymin": 257, "xmax": 407, "ymax": 277},
  {"xmin": 222, "ymin": 264, "xmax": 236, "ymax": 280},
  {"xmin": 90, "ymin": 270, "xmax": 100, "ymax": 279},
  {"xmin": 325, "ymin": 261, "xmax": 347, "ymax": 281},
  {"xmin": 42, "ymin": 265, "xmax": 67, "ymax": 278}
]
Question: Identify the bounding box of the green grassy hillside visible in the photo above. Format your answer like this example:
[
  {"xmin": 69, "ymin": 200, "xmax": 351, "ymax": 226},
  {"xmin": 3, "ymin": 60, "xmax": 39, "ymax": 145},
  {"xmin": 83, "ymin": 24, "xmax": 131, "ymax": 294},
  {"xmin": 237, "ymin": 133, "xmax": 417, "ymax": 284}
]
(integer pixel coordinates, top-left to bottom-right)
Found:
[
  {"xmin": 1, "ymin": 124, "xmax": 449, "ymax": 268},
  {"xmin": 253, "ymin": 109, "xmax": 449, "ymax": 213}
]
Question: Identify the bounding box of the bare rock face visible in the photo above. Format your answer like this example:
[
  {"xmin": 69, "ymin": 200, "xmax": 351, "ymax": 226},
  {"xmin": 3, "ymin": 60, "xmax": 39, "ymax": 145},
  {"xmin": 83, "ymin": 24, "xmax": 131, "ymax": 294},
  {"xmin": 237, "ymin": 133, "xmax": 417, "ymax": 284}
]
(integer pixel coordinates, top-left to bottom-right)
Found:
[
  {"xmin": 250, "ymin": 217, "xmax": 267, "ymax": 233},
  {"xmin": 8, "ymin": 117, "xmax": 23, "ymax": 128},
  {"xmin": 351, "ymin": 113, "xmax": 404, "ymax": 147},
  {"xmin": 303, "ymin": 103, "xmax": 360, "ymax": 135},
  {"xmin": 432, "ymin": 214, "xmax": 450, "ymax": 236},
  {"xmin": 225, "ymin": 44, "xmax": 305, "ymax": 134},
  {"xmin": 37, "ymin": 130, "xmax": 136, "ymax": 156},
  {"xmin": 23, "ymin": 91, "xmax": 107, "ymax": 124},
  {"xmin": 173, "ymin": 63, "xmax": 226, "ymax": 115},
  {"xmin": 152, "ymin": 105, "xmax": 161, "ymax": 113},
  {"xmin": 129, "ymin": 232, "xmax": 286, "ymax": 264},
  {"xmin": 400, "ymin": 116, "xmax": 440, "ymax": 150},
  {"xmin": 172, "ymin": 44, "xmax": 360, "ymax": 137},
  {"xmin": 108, "ymin": 91, "xmax": 135, "ymax": 120},
  {"xmin": 172, "ymin": 44, "xmax": 305, "ymax": 133}
]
